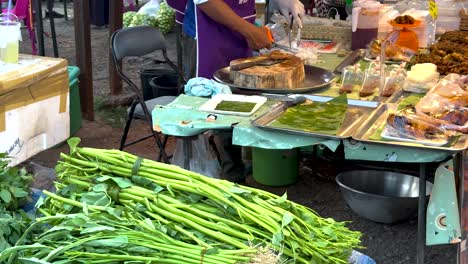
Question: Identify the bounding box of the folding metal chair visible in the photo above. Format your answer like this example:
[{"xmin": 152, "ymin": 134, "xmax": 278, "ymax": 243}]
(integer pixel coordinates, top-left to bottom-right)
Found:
[{"xmin": 111, "ymin": 26, "xmax": 182, "ymax": 163}]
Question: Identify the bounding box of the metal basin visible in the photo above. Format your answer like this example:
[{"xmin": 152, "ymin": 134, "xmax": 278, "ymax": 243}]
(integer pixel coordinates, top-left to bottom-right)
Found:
[{"xmin": 336, "ymin": 170, "xmax": 433, "ymax": 224}]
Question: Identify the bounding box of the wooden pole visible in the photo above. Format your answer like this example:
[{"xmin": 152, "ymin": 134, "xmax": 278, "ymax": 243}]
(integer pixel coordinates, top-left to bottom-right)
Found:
[
  {"xmin": 109, "ymin": 0, "xmax": 123, "ymax": 95},
  {"xmin": 73, "ymin": 0, "xmax": 94, "ymax": 120}
]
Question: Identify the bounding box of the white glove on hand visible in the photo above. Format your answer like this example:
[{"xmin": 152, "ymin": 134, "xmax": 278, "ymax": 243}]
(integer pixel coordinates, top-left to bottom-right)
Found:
[{"xmin": 269, "ymin": 0, "xmax": 305, "ymax": 28}]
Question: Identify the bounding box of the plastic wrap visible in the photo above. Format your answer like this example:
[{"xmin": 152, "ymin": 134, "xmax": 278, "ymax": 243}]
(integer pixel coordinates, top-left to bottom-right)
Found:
[
  {"xmin": 263, "ymin": 12, "xmax": 319, "ymax": 65},
  {"xmin": 382, "ymin": 64, "xmax": 406, "ymax": 97},
  {"xmin": 340, "ymin": 64, "xmax": 363, "ymax": 94},
  {"xmin": 403, "ymin": 63, "xmax": 439, "ymax": 93},
  {"xmin": 171, "ymin": 134, "xmax": 221, "ymax": 179},
  {"xmin": 383, "ymin": 108, "xmax": 450, "ymax": 145},
  {"xmin": 359, "ymin": 62, "xmax": 382, "ymax": 97},
  {"xmin": 138, "ymin": 0, "xmax": 160, "ymax": 16}
]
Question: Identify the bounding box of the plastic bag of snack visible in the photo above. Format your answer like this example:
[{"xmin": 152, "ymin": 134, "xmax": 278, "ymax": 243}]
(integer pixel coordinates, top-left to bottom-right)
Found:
[
  {"xmin": 340, "ymin": 64, "xmax": 363, "ymax": 94},
  {"xmin": 382, "ymin": 63, "xmax": 406, "ymax": 97},
  {"xmin": 360, "ymin": 61, "xmax": 383, "ymax": 97}
]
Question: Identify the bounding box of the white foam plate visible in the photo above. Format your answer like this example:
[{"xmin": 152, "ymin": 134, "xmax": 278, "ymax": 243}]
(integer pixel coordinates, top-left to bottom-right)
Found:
[
  {"xmin": 381, "ymin": 126, "xmax": 448, "ymax": 147},
  {"xmin": 198, "ymin": 94, "xmax": 267, "ymax": 116}
]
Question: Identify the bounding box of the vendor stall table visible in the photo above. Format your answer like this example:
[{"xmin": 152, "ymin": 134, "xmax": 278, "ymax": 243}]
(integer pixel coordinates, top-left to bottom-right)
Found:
[
  {"xmin": 0, "ymin": 54, "xmax": 70, "ymax": 166},
  {"xmin": 152, "ymin": 52, "xmax": 465, "ymax": 263}
]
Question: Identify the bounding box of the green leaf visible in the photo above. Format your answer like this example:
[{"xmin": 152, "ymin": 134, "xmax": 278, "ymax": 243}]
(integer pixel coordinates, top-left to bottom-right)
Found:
[
  {"xmin": 84, "ymin": 236, "xmax": 128, "ymax": 247},
  {"xmin": 322, "ymin": 226, "xmax": 337, "ymax": 240},
  {"xmin": 143, "ymin": 218, "xmax": 156, "ymax": 230},
  {"xmin": 12, "ymin": 187, "xmax": 28, "ymax": 198},
  {"xmin": 67, "ymin": 137, "xmax": 81, "ymax": 153},
  {"xmin": 92, "ymin": 183, "xmax": 108, "ymax": 192},
  {"xmin": 314, "ymin": 241, "xmax": 328, "ymax": 248},
  {"xmin": 128, "ymin": 246, "xmax": 156, "ymax": 254},
  {"xmin": 0, "ymin": 189, "xmax": 12, "ymax": 203},
  {"xmin": 205, "ymin": 247, "xmax": 219, "ymax": 255},
  {"xmin": 281, "ymin": 212, "xmax": 294, "ymax": 228},
  {"xmin": 80, "ymin": 191, "xmax": 110, "ymax": 207},
  {"xmin": 272, "ymin": 232, "xmax": 284, "ymax": 247},
  {"xmin": 106, "ymin": 207, "xmax": 123, "ymax": 218},
  {"xmin": 97, "ymin": 176, "xmax": 133, "ymax": 189},
  {"xmin": 35, "ymin": 196, "xmax": 45, "ymax": 209},
  {"xmin": 186, "ymin": 193, "xmax": 203, "ymax": 203},
  {"xmin": 17, "ymin": 257, "xmax": 52, "ymax": 264},
  {"xmin": 80, "ymin": 226, "xmax": 115, "ymax": 235},
  {"xmin": 273, "ymin": 192, "xmax": 288, "ymax": 204},
  {"xmin": 229, "ymin": 186, "xmax": 251, "ymax": 194},
  {"xmin": 153, "ymin": 184, "xmax": 164, "ymax": 194}
]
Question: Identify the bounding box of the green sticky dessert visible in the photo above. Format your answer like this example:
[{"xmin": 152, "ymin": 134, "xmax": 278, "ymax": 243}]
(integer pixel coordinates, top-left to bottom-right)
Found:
[{"xmin": 215, "ymin": 101, "xmax": 257, "ymax": 112}]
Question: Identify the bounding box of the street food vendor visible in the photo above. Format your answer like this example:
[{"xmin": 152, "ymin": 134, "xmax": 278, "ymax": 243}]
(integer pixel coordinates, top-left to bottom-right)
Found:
[{"xmin": 167, "ymin": 0, "xmax": 305, "ymax": 79}]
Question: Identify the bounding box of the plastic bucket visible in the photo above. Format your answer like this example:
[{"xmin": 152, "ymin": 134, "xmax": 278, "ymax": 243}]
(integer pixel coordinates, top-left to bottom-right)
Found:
[
  {"xmin": 140, "ymin": 69, "xmax": 176, "ymax": 100},
  {"xmin": 150, "ymin": 74, "xmax": 181, "ymax": 98},
  {"xmin": 68, "ymin": 66, "xmax": 82, "ymax": 135},
  {"xmin": 252, "ymin": 148, "xmax": 299, "ymax": 186}
]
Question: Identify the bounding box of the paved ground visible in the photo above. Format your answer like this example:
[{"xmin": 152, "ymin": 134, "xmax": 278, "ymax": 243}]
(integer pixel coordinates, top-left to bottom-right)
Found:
[{"xmin": 18, "ymin": 3, "xmax": 458, "ymax": 263}]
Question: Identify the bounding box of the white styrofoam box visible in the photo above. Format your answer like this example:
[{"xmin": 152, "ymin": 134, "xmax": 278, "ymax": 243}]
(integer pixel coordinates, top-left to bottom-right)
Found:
[
  {"xmin": 436, "ymin": 16, "xmax": 461, "ymax": 34},
  {"xmin": 436, "ymin": 0, "xmax": 464, "ymax": 16},
  {"xmin": 0, "ymin": 93, "xmax": 70, "ymax": 166}
]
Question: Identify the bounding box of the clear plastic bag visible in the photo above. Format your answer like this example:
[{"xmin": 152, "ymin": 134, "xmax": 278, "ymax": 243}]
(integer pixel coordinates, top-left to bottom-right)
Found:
[
  {"xmin": 340, "ymin": 64, "xmax": 363, "ymax": 94},
  {"xmin": 360, "ymin": 62, "xmax": 382, "ymax": 97},
  {"xmin": 382, "ymin": 64, "xmax": 406, "ymax": 97},
  {"xmin": 171, "ymin": 134, "xmax": 221, "ymax": 179},
  {"xmin": 138, "ymin": 0, "xmax": 160, "ymax": 16}
]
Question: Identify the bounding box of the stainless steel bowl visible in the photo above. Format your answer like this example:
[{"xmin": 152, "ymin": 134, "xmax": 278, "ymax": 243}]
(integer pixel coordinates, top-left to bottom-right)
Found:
[{"xmin": 336, "ymin": 170, "xmax": 433, "ymax": 224}]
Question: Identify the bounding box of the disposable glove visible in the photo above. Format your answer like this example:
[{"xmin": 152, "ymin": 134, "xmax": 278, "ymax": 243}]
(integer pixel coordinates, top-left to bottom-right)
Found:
[{"xmin": 269, "ymin": 0, "xmax": 305, "ymax": 28}]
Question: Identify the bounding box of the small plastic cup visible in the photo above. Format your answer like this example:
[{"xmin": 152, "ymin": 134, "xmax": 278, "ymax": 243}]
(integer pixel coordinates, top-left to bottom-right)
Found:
[{"xmin": 0, "ymin": 13, "xmax": 21, "ymax": 63}]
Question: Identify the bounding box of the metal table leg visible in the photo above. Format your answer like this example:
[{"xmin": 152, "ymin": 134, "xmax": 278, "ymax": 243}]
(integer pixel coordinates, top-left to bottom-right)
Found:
[
  {"xmin": 63, "ymin": 0, "xmax": 68, "ymax": 21},
  {"xmin": 46, "ymin": 0, "xmax": 59, "ymax": 57},
  {"xmin": 33, "ymin": 0, "xmax": 45, "ymax": 56},
  {"xmin": 183, "ymin": 138, "xmax": 192, "ymax": 170},
  {"xmin": 417, "ymin": 163, "xmax": 427, "ymax": 264}
]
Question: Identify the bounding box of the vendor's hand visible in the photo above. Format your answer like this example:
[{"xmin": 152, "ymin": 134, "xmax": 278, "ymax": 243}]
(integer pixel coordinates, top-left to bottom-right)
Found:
[
  {"xmin": 270, "ymin": 0, "xmax": 305, "ymax": 28},
  {"xmin": 242, "ymin": 24, "xmax": 273, "ymax": 50}
]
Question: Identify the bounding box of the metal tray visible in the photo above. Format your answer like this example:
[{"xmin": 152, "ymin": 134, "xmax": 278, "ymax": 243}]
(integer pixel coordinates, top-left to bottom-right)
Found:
[
  {"xmin": 213, "ymin": 65, "xmax": 335, "ymax": 94},
  {"xmin": 352, "ymin": 103, "xmax": 468, "ymax": 152},
  {"xmin": 251, "ymin": 96, "xmax": 377, "ymax": 140}
]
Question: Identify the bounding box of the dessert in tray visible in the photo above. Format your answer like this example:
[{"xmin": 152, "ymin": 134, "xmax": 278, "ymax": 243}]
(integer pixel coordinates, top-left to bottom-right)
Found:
[
  {"xmin": 381, "ymin": 74, "xmax": 468, "ymax": 146},
  {"xmin": 229, "ymin": 51, "xmax": 305, "ymax": 89}
]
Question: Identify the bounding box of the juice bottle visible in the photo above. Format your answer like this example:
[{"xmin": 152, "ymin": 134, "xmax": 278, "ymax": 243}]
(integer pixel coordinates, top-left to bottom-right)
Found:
[{"xmin": 0, "ymin": 14, "xmax": 21, "ymax": 63}]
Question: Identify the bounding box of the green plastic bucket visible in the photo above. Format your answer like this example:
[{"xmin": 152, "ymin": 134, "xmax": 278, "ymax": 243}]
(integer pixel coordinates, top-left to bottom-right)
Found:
[
  {"xmin": 68, "ymin": 66, "xmax": 81, "ymax": 135},
  {"xmin": 252, "ymin": 148, "xmax": 299, "ymax": 186}
]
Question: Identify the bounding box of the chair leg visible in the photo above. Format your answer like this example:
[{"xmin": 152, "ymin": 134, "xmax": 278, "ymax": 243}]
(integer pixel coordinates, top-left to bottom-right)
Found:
[
  {"xmin": 157, "ymin": 135, "xmax": 169, "ymax": 162},
  {"xmin": 120, "ymin": 100, "xmax": 138, "ymax": 151},
  {"xmin": 47, "ymin": 0, "xmax": 59, "ymax": 57},
  {"xmin": 63, "ymin": 0, "xmax": 68, "ymax": 20}
]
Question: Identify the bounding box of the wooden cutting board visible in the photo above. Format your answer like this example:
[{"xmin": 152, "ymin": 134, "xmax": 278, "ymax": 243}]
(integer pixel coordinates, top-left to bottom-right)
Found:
[{"xmin": 229, "ymin": 54, "xmax": 305, "ymax": 89}]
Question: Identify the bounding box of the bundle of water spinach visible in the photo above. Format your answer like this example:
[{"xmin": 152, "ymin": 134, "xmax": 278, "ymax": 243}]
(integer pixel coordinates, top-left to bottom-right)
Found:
[{"xmin": 2, "ymin": 138, "xmax": 362, "ymax": 264}]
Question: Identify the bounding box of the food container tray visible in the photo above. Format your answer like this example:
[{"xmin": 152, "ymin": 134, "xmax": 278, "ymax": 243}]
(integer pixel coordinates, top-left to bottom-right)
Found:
[
  {"xmin": 198, "ymin": 94, "xmax": 267, "ymax": 116},
  {"xmin": 352, "ymin": 103, "xmax": 468, "ymax": 152},
  {"xmin": 251, "ymin": 96, "xmax": 377, "ymax": 140}
]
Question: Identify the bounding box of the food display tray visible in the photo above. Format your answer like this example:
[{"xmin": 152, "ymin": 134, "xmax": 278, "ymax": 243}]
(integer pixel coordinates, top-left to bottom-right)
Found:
[
  {"xmin": 352, "ymin": 103, "xmax": 468, "ymax": 152},
  {"xmin": 213, "ymin": 65, "xmax": 335, "ymax": 94},
  {"xmin": 198, "ymin": 94, "xmax": 267, "ymax": 116},
  {"xmin": 251, "ymin": 96, "xmax": 377, "ymax": 140}
]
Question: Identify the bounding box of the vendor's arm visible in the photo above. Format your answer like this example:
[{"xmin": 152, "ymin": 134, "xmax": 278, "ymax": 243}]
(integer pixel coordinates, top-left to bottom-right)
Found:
[{"xmin": 196, "ymin": 0, "xmax": 272, "ymax": 50}]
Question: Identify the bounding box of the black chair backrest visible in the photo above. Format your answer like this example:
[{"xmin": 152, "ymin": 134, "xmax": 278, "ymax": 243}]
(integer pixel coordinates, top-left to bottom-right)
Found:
[{"xmin": 111, "ymin": 26, "xmax": 168, "ymax": 61}]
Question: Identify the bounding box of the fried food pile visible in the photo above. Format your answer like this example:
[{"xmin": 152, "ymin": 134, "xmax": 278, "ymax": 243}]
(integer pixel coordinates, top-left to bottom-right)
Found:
[
  {"xmin": 413, "ymin": 31, "xmax": 468, "ymax": 75},
  {"xmin": 393, "ymin": 15, "xmax": 415, "ymax": 25},
  {"xmin": 369, "ymin": 39, "xmax": 415, "ymax": 62}
]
